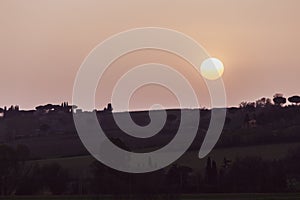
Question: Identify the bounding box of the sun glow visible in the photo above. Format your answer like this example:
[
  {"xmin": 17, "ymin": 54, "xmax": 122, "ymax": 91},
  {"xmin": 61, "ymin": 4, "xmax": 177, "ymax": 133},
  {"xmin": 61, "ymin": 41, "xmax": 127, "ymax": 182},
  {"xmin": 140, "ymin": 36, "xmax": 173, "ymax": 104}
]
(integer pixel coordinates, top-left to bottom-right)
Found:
[{"xmin": 200, "ymin": 58, "xmax": 224, "ymax": 80}]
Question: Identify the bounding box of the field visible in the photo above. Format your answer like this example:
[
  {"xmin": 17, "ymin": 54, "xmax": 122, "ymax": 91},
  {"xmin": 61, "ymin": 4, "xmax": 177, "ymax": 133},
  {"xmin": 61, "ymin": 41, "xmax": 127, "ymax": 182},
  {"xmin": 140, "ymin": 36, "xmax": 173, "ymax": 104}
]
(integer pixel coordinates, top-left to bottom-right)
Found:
[
  {"xmin": 1, "ymin": 194, "xmax": 300, "ymax": 200},
  {"xmin": 30, "ymin": 142, "xmax": 300, "ymax": 176},
  {"xmin": 6, "ymin": 142, "xmax": 300, "ymax": 199}
]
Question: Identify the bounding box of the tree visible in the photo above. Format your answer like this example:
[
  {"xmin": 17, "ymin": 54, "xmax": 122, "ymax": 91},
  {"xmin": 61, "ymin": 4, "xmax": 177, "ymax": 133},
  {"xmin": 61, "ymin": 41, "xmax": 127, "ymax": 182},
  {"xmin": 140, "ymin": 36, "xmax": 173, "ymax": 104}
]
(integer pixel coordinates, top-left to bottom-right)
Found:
[
  {"xmin": 204, "ymin": 157, "xmax": 212, "ymax": 184},
  {"xmin": 0, "ymin": 145, "xmax": 18, "ymax": 195},
  {"xmin": 288, "ymin": 95, "xmax": 300, "ymax": 105},
  {"xmin": 273, "ymin": 94, "xmax": 286, "ymax": 107},
  {"xmin": 90, "ymin": 160, "xmax": 131, "ymax": 195},
  {"xmin": 255, "ymin": 97, "xmax": 272, "ymax": 108},
  {"xmin": 41, "ymin": 163, "xmax": 69, "ymax": 195},
  {"xmin": 0, "ymin": 145, "xmax": 30, "ymax": 195},
  {"xmin": 211, "ymin": 161, "xmax": 218, "ymax": 185},
  {"xmin": 204, "ymin": 157, "xmax": 219, "ymax": 192},
  {"xmin": 15, "ymin": 164, "xmax": 43, "ymax": 195},
  {"xmin": 225, "ymin": 156, "xmax": 286, "ymax": 192},
  {"xmin": 239, "ymin": 101, "xmax": 255, "ymax": 111},
  {"xmin": 265, "ymin": 98, "xmax": 273, "ymax": 107},
  {"xmin": 256, "ymin": 97, "xmax": 267, "ymax": 108},
  {"xmin": 227, "ymin": 156, "xmax": 267, "ymax": 192},
  {"xmin": 107, "ymin": 103, "xmax": 113, "ymax": 112}
]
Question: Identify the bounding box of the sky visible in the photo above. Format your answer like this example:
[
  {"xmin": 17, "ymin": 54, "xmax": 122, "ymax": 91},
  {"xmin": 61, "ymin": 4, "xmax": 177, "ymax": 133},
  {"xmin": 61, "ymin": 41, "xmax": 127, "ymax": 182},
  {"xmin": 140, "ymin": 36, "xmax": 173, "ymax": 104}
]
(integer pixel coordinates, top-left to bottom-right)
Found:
[{"xmin": 0, "ymin": 0, "xmax": 300, "ymax": 111}]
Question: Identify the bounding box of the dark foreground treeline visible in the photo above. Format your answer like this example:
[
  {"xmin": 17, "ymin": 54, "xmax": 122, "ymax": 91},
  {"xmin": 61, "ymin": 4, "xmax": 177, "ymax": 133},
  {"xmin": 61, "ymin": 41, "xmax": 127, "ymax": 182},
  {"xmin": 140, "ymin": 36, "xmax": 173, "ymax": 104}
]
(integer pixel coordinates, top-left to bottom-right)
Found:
[{"xmin": 1, "ymin": 144, "xmax": 300, "ymax": 196}]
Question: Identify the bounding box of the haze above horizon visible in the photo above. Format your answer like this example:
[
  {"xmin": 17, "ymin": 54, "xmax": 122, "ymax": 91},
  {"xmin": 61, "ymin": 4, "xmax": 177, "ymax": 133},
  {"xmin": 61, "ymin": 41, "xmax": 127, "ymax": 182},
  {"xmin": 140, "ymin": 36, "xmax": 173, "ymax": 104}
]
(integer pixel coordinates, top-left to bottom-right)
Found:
[{"xmin": 0, "ymin": 0, "xmax": 299, "ymax": 111}]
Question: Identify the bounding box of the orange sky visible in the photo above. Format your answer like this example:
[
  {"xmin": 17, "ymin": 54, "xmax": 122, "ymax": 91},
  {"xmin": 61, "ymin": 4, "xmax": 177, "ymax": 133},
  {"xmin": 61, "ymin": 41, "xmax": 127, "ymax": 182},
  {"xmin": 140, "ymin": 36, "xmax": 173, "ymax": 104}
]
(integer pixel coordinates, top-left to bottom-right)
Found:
[{"xmin": 0, "ymin": 0, "xmax": 300, "ymax": 110}]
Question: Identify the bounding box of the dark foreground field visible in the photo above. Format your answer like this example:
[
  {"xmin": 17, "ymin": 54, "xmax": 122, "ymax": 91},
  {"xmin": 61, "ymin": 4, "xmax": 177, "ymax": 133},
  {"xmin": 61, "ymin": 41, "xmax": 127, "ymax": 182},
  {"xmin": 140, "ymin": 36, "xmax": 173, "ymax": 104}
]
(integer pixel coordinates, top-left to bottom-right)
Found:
[{"xmin": 1, "ymin": 194, "xmax": 300, "ymax": 200}]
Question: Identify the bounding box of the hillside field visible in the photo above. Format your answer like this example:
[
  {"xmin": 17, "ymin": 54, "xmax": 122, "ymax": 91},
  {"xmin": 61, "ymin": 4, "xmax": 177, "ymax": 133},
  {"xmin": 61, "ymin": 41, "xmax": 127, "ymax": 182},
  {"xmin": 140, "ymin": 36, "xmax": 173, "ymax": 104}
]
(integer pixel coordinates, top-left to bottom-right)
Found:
[{"xmin": 31, "ymin": 142, "xmax": 300, "ymax": 176}]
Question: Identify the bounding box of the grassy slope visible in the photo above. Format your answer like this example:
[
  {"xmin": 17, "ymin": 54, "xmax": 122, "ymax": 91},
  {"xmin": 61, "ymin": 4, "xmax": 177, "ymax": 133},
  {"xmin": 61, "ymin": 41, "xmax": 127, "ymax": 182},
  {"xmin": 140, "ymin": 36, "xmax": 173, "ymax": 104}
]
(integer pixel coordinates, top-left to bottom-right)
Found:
[{"xmin": 31, "ymin": 142, "xmax": 300, "ymax": 176}]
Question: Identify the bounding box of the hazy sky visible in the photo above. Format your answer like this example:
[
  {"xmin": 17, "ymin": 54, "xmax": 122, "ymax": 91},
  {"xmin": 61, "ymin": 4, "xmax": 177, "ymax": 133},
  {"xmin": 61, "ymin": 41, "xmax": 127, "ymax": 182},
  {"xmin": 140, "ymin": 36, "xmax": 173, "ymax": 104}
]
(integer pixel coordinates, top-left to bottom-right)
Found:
[{"xmin": 0, "ymin": 0, "xmax": 300, "ymax": 110}]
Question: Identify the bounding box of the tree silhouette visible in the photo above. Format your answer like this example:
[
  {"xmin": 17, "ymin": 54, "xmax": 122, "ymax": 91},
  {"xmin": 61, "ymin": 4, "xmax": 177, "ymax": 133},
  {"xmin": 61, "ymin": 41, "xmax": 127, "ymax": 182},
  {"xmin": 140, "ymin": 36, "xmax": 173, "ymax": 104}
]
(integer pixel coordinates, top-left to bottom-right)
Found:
[
  {"xmin": 211, "ymin": 160, "xmax": 218, "ymax": 185},
  {"xmin": 273, "ymin": 94, "xmax": 286, "ymax": 106},
  {"xmin": 256, "ymin": 97, "xmax": 267, "ymax": 108},
  {"xmin": 239, "ymin": 101, "xmax": 255, "ymax": 111},
  {"xmin": 41, "ymin": 163, "xmax": 69, "ymax": 195},
  {"xmin": 107, "ymin": 103, "xmax": 113, "ymax": 112},
  {"xmin": 0, "ymin": 145, "xmax": 18, "ymax": 195},
  {"xmin": 0, "ymin": 145, "xmax": 31, "ymax": 195},
  {"xmin": 288, "ymin": 95, "xmax": 300, "ymax": 105},
  {"xmin": 204, "ymin": 157, "xmax": 219, "ymax": 191},
  {"xmin": 15, "ymin": 164, "xmax": 42, "ymax": 195},
  {"xmin": 205, "ymin": 157, "xmax": 212, "ymax": 184}
]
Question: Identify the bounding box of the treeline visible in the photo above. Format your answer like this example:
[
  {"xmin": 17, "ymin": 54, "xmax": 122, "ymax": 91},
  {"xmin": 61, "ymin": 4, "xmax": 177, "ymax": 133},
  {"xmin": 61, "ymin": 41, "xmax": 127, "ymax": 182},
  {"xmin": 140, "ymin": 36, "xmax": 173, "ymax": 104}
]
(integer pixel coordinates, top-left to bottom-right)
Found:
[
  {"xmin": 1, "ymin": 144, "xmax": 300, "ymax": 196},
  {"xmin": 239, "ymin": 94, "xmax": 300, "ymax": 109},
  {"xmin": 214, "ymin": 93, "xmax": 300, "ymax": 149},
  {"xmin": 0, "ymin": 145, "xmax": 69, "ymax": 195}
]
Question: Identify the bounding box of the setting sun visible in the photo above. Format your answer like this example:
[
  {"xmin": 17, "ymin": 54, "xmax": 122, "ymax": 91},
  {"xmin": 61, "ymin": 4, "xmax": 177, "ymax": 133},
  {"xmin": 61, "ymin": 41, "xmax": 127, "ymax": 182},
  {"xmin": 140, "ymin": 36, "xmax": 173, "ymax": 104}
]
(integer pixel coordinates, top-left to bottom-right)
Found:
[{"xmin": 200, "ymin": 58, "xmax": 224, "ymax": 80}]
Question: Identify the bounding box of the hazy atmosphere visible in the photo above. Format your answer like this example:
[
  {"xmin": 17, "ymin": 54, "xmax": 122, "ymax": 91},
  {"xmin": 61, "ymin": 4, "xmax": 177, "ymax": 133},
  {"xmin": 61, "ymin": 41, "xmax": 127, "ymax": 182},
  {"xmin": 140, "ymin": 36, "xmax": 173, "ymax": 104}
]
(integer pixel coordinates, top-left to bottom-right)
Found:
[
  {"xmin": 2, "ymin": 1, "xmax": 300, "ymax": 198},
  {"xmin": 0, "ymin": 0, "xmax": 300, "ymax": 110}
]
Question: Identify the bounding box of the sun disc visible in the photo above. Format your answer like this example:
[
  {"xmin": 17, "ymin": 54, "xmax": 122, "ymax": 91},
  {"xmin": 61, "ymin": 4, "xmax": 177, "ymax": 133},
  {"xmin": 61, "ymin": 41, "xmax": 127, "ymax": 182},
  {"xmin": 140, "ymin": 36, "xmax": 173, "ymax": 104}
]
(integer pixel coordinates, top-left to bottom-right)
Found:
[{"xmin": 200, "ymin": 58, "xmax": 224, "ymax": 80}]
